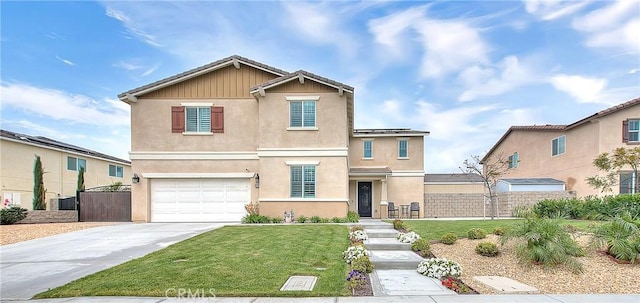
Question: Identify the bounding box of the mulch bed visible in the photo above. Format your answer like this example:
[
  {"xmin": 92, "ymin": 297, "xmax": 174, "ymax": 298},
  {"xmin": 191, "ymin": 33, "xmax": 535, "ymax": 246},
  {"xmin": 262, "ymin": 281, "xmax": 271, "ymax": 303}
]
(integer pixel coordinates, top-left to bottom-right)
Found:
[{"xmin": 352, "ymin": 274, "xmax": 374, "ymax": 296}]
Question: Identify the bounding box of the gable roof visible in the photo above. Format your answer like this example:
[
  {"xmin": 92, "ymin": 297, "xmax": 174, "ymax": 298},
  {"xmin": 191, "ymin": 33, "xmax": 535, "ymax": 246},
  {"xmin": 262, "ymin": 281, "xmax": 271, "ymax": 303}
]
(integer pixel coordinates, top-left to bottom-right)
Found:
[
  {"xmin": 482, "ymin": 97, "xmax": 640, "ymax": 163},
  {"xmin": 1, "ymin": 129, "xmax": 130, "ymax": 165},
  {"xmin": 117, "ymin": 55, "xmax": 288, "ymax": 101},
  {"xmin": 249, "ymin": 70, "xmax": 354, "ymax": 95},
  {"xmin": 500, "ymin": 178, "xmax": 565, "ymax": 185},
  {"xmin": 424, "ymin": 173, "xmax": 484, "ymax": 183}
]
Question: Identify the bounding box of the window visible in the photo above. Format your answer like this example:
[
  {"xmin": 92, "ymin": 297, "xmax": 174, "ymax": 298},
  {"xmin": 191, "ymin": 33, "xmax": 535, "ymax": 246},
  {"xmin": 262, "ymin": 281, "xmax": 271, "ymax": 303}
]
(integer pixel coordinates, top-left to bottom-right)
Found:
[
  {"xmin": 67, "ymin": 156, "xmax": 86, "ymax": 171},
  {"xmin": 620, "ymin": 172, "xmax": 636, "ymax": 194},
  {"xmin": 290, "ymin": 165, "xmax": 315, "ymax": 198},
  {"xmin": 398, "ymin": 139, "xmax": 408, "ymax": 158},
  {"xmin": 109, "ymin": 165, "xmax": 124, "ymax": 178},
  {"xmin": 508, "ymin": 152, "xmax": 519, "ymax": 169},
  {"xmin": 627, "ymin": 119, "xmax": 639, "ymax": 142},
  {"xmin": 363, "ymin": 140, "xmax": 373, "ymax": 159},
  {"xmin": 552, "ymin": 135, "xmax": 565, "ymax": 156},
  {"xmin": 290, "ymin": 101, "xmax": 316, "ymax": 128},
  {"xmin": 186, "ymin": 107, "xmax": 211, "ymax": 133}
]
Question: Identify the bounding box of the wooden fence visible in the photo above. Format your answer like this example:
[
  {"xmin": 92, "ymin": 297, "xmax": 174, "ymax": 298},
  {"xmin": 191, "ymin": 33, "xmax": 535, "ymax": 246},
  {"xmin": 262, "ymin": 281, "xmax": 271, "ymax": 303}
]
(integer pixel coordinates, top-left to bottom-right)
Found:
[{"xmin": 78, "ymin": 191, "xmax": 131, "ymax": 222}]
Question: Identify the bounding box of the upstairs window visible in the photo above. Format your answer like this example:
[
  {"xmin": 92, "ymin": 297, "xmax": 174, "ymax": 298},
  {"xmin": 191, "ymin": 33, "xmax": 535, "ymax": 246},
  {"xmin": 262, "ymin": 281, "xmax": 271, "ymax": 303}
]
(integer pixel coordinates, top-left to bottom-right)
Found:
[
  {"xmin": 398, "ymin": 139, "xmax": 408, "ymax": 159},
  {"xmin": 363, "ymin": 140, "xmax": 373, "ymax": 159},
  {"xmin": 109, "ymin": 164, "xmax": 123, "ymax": 178},
  {"xmin": 171, "ymin": 105, "xmax": 224, "ymax": 134},
  {"xmin": 67, "ymin": 156, "xmax": 87, "ymax": 171},
  {"xmin": 290, "ymin": 165, "xmax": 316, "ymax": 198},
  {"xmin": 623, "ymin": 119, "xmax": 639, "ymax": 143},
  {"xmin": 620, "ymin": 172, "xmax": 636, "ymax": 194},
  {"xmin": 186, "ymin": 107, "xmax": 211, "ymax": 133},
  {"xmin": 508, "ymin": 152, "xmax": 519, "ymax": 169},
  {"xmin": 552, "ymin": 135, "xmax": 565, "ymax": 156},
  {"xmin": 290, "ymin": 101, "xmax": 316, "ymax": 128}
]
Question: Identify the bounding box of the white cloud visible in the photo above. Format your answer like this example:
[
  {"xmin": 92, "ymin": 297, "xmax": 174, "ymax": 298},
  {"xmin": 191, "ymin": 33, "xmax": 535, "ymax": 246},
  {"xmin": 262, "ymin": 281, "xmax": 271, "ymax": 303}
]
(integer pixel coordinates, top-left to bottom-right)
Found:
[
  {"xmin": 549, "ymin": 74, "xmax": 608, "ymax": 103},
  {"xmin": 56, "ymin": 55, "xmax": 76, "ymax": 66},
  {"xmin": 113, "ymin": 61, "xmax": 143, "ymax": 71},
  {"xmin": 368, "ymin": 6, "xmax": 427, "ymax": 59},
  {"xmin": 572, "ymin": 0, "xmax": 640, "ymax": 52},
  {"xmin": 524, "ymin": 0, "xmax": 590, "ymax": 20},
  {"xmin": 0, "ymin": 82, "xmax": 130, "ymax": 126},
  {"xmin": 105, "ymin": 6, "xmax": 161, "ymax": 47},
  {"xmin": 458, "ymin": 56, "xmax": 536, "ymax": 102}
]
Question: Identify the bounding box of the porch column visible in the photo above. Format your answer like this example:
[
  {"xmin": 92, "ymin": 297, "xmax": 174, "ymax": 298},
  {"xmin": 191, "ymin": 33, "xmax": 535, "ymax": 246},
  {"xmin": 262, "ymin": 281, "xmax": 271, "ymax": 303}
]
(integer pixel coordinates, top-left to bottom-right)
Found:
[{"xmin": 380, "ymin": 177, "xmax": 388, "ymax": 219}]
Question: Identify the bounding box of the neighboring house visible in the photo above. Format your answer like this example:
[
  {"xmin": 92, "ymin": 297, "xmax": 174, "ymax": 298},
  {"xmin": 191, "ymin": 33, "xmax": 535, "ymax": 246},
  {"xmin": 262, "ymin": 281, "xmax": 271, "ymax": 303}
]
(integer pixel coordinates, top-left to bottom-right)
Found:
[
  {"xmin": 482, "ymin": 97, "xmax": 640, "ymax": 197},
  {"xmin": 0, "ymin": 129, "xmax": 132, "ymax": 210},
  {"xmin": 496, "ymin": 178, "xmax": 565, "ymax": 192},
  {"xmin": 424, "ymin": 173, "xmax": 485, "ymax": 194},
  {"xmin": 118, "ymin": 55, "xmax": 428, "ymax": 222}
]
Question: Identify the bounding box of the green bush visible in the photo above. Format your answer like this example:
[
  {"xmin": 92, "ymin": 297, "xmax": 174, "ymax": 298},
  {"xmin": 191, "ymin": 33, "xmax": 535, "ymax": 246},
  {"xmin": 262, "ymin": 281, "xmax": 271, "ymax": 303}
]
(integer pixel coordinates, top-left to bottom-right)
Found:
[
  {"xmin": 493, "ymin": 226, "xmax": 507, "ymax": 235},
  {"xmin": 350, "ymin": 256, "xmax": 374, "ymax": 273},
  {"xmin": 591, "ymin": 214, "xmax": 640, "ymax": 263},
  {"xmin": 346, "ymin": 211, "xmax": 360, "ymax": 223},
  {"xmin": 476, "ymin": 242, "xmax": 499, "ymax": 257},
  {"xmin": 297, "ymin": 215, "xmax": 307, "ymax": 223},
  {"xmin": 332, "ymin": 217, "xmax": 347, "ymax": 223},
  {"xmin": 393, "ymin": 219, "xmax": 405, "ymax": 230},
  {"xmin": 411, "ymin": 238, "xmax": 431, "ymax": 254},
  {"xmin": 512, "ymin": 205, "xmax": 535, "ymax": 218},
  {"xmin": 1, "ymin": 206, "xmax": 28, "ymax": 225},
  {"xmin": 320, "ymin": 218, "xmax": 330, "ymax": 223},
  {"xmin": 270, "ymin": 216, "xmax": 283, "ymax": 223},
  {"xmin": 440, "ymin": 233, "xmax": 457, "ymax": 245},
  {"xmin": 241, "ymin": 214, "xmax": 270, "ymax": 224},
  {"xmin": 502, "ymin": 217, "xmax": 584, "ymax": 273},
  {"xmin": 310, "ymin": 216, "xmax": 322, "ymax": 223},
  {"xmin": 532, "ymin": 195, "xmax": 640, "ymax": 220},
  {"xmin": 467, "ymin": 228, "xmax": 487, "ymax": 239}
]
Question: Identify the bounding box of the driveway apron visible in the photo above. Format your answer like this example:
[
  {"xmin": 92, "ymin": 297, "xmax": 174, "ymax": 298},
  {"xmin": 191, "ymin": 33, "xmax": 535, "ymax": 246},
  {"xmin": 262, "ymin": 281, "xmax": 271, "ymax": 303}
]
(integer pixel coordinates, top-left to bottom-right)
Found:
[{"xmin": 0, "ymin": 223, "xmax": 222, "ymax": 300}]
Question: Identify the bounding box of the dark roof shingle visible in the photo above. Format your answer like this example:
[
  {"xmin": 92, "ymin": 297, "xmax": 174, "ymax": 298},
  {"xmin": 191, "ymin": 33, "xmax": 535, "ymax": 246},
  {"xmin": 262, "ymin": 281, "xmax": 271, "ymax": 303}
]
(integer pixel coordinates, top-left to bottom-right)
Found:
[{"xmin": 424, "ymin": 173, "xmax": 484, "ymax": 183}]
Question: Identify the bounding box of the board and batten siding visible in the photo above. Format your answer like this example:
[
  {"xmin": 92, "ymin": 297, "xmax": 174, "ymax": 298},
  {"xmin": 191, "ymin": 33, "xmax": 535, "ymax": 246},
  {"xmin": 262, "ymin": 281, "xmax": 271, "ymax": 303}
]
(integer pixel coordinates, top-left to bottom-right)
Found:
[{"xmin": 267, "ymin": 80, "xmax": 337, "ymax": 93}]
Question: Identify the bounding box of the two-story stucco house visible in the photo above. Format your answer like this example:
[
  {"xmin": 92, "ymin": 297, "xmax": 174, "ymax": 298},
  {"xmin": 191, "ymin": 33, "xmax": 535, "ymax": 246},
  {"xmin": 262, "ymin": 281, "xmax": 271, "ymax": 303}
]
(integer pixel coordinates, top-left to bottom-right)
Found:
[
  {"xmin": 482, "ymin": 97, "xmax": 640, "ymax": 197},
  {"xmin": 1, "ymin": 129, "xmax": 132, "ymax": 210},
  {"xmin": 119, "ymin": 55, "xmax": 428, "ymax": 222}
]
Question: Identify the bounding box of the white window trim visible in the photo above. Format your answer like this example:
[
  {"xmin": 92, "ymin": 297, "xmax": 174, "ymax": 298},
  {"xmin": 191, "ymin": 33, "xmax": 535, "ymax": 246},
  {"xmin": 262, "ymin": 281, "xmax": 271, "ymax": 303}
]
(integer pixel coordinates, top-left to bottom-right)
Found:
[
  {"xmin": 397, "ymin": 139, "xmax": 409, "ymax": 159},
  {"xmin": 289, "ymin": 165, "xmax": 316, "ymax": 199},
  {"xmin": 182, "ymin": 132, "xmax": 214, "ymax": 135},
  {"xmin": 629, "ymin": 119, "xmax": 639, "ymax": 142},
  {"xmin": 287, "ymin": 99, "xmax": 317, "ymax": 129},
  {"xmin": 362, "ymin": 140, "xmax": 373, "ymax": 160},
  {"xmin": 285, "ymin": 96, "xmax": 320, "ymax": 101},
  {"xmin": 184, "ymin": 106, "xmax": 212, "ymax": 134},
  {"xmin": 552, "ymin": 135, "xmax": 566, "ymax": 156},
  {"xmin": 180, "ymin": 102, "xmax": 213, "ymax": 107},
  {"xmin": 285, "ymin": 160, "xmax": 320, "ymax": 166},
  {"xmin": 108, "ymin": 164, "xmax": 124, "ymax": 178}
]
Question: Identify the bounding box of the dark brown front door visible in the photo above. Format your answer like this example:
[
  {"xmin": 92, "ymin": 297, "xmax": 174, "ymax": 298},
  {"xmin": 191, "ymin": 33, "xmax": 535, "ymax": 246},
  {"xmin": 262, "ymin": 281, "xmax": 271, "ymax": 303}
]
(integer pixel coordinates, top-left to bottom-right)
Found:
[{"xmin": 357, "ymin": 182, "xmax": 372, "ymax": 217}]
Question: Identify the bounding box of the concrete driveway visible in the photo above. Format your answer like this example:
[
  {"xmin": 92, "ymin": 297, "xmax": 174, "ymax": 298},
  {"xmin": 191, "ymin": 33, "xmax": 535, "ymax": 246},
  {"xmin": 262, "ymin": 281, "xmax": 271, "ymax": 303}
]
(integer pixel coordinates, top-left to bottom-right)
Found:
[{"xmin": 0, "ymin": 223, "xmax": 223, "ymax": 300}]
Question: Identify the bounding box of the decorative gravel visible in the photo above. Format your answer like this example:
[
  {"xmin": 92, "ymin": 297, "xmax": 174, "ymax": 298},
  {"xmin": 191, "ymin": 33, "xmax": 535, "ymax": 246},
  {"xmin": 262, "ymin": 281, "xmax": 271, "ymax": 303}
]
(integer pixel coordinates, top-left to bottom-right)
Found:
[
  {"xmin": 430, "ymin": 234, "xmax": 640, "ymax": 294},
  {"xmin": 0, "ymin": 222, "xmax": 116, "ymax": 245}
]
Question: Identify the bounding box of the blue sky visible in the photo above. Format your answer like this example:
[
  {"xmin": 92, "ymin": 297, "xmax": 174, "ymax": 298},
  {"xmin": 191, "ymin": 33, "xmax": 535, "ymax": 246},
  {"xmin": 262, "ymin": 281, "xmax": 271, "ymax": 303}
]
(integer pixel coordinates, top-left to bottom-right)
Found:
[{"xmin": 1, "ymin": 1, "xmax": 639, "ymax": 173}]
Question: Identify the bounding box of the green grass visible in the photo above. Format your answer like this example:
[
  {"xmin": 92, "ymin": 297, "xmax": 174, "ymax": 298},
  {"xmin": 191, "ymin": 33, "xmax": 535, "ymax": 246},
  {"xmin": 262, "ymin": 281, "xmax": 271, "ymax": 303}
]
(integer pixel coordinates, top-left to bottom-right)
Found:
[
  {"xmin": 36, "ymin": 225, "xmax": 350, "ymax": 298},
  {"xmin": 396, "ymin": 219, "xmax": 597, "ymax": 241}
]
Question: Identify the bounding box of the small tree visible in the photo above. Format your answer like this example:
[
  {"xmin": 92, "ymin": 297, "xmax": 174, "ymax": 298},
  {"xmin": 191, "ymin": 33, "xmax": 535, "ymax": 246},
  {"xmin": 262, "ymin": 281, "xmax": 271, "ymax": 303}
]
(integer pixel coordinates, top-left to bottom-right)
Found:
[
  {"xmin": 461, "ymin": 154, "xmax": 509, "ymax": 219},
  {"xmin": 32, "ymin": 155, "xmax": 47, "ymax": 210},
  {"xmin": 77, "ymin": 167, "xmax": 85, "ymax": 192},
  {"xmin": 587, "ymin": 147, "xmax": 640, "ymax": 195}
]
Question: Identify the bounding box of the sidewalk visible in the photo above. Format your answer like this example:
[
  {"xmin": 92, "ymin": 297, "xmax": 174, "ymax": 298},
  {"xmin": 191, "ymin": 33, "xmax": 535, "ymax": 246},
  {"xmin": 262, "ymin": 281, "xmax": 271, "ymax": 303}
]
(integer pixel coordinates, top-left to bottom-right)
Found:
[{"xmin": 6, "ymin": 294, "xmax": 640, "ymax": 303}]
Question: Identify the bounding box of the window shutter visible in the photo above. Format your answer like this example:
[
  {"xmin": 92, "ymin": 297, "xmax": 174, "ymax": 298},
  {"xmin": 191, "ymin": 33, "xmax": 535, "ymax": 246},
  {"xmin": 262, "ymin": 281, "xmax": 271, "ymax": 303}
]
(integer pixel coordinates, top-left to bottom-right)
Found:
[
  {"xmin": 211, "ymin": 106, "xmax": 224, "ymax": 133},
  {"xmin": 171, "ymin": 106, "xmax": 185, "ymax": 133},
  {"xmin": 623, "ymin": 119, "xmax": 629, "ymax": 143}
]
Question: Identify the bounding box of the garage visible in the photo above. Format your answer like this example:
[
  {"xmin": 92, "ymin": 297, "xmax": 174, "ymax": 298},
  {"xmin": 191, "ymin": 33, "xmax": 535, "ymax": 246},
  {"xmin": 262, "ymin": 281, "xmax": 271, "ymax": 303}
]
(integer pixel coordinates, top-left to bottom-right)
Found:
[{"xmin": 150, "ymin": 178, "xmax": 250, "ymax": 222}]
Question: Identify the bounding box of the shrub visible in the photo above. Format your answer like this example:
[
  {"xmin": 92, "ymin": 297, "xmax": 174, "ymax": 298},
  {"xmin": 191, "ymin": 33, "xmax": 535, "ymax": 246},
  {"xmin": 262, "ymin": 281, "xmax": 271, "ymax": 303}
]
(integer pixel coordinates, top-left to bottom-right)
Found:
[
  {"xmin": 411, "ymin": 238, "xmax": 430, "ymax": 254},
  {"xmin": 320, "ymin": 218, "xmax": 330, "ymax": 223},
  {"xmin": 502, "ymin": 217, "xmax": 584, "ymax": 273},
  {"xmin": 332, "ymin": 217, "xmax": 347, "ymax": 223},
  {"xmin": 417, "ymin": 258, "xmax": 462, "ymax": 279},
  {"xmin": 270, "ymin": 216, "xmax": 283, "ymax": 223},
  {"xmin": 241, "ymin": 214, "xmax": 270, "ymax": 224},
  {"xmin": 244, "ymin": 202, "xmax": 259, "ymax": 216},
  {"xmin": 591, "ymin": 213, "xmax": 640, "ymax": 263},
  {"xmin": 397, "ymin": 231, "xmax": 421, "ymax": 244},
  {"xmin": 467, "ymin": 228, "xmax": 487, "ymax": 239},
  {"xmin": 349, "ymin": 230, "xmax": 368, "ymax": 242},
  {"xmin": 512, "ymin": 205, "xmax": 535, "ymax": 218},
  {"xmin": 476, "ymin": 242, "xmax": 499, "ymax": 257},
  {"xmin": 346, "ymin": 211, "xmax": 360, "ymax": 223},
  {"xmin": 350, "ymin": 225, "xmax": 364, "ymax": 232},
  {"xmin": 493, "ymin": 226, "xmax": 507, "ymax": 235},
  {"xmin": 1, "ymin": 206, "xmax": 28, "ymax": 225},
  {"xmin": 297, "ymin": 215, "xmax": 307, "ymax": 223},
  {"xmin": 346, "ymin": 269, "xmax": 367, "ymax": 292},
  {"xmin": 393, "ymin": 219, "xmax": 405, "ymax": 230},
  {"xmin": 440, "ymin": 233, "xmax": 457, "ymax": 245},
  {"xmin": 343, "ymin": 245, "xmax": 370, "ymax": 264},
  {"xmin": 310, "ymin": 216, "xmax": 322, "ymax": 223},
  {"xmin": 351, "ymin": 256, "xmax": 374, "ymax": 273},
  {"xmin": 531, "ymin": 195, "xmax": 640, "ymax": 220}
]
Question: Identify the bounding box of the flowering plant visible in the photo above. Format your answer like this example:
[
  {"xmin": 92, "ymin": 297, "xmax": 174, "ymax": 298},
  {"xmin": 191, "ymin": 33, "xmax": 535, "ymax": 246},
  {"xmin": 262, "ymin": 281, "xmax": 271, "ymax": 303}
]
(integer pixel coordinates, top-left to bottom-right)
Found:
[
  {"xmin": 349, "ymin": 230, "xmax": 368, "ymax": 242},
  {"xmin": 346, "ymin": 269, "xmax": 367, "ymax": 292},
  {"xmin": 343, "ymin": 245, "xmax": 370, "ymax": 264},
  {"xmin": 397, "ymin": 231, "xmax": 421, "ymax": 244},
  {"xmin": 417, "ymin": 258, "xmax": 462, "ymax": 279}
]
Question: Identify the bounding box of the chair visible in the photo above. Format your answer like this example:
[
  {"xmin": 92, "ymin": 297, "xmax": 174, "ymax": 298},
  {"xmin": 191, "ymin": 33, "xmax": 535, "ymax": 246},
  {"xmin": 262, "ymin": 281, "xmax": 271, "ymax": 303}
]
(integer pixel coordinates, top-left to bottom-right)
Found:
[
  {"xmin": 387, "ymin": 202, "xmax": 399, "ymax": 219},
  {"xmin": 410, "ymin": 202, "xmax": 420, "ymax": 219}
]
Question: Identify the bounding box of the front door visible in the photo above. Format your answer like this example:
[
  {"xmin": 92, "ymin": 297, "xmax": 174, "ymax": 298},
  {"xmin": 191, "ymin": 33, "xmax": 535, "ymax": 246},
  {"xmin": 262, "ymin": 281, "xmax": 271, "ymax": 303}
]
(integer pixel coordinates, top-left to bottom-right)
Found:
[{"xmin": 357, "ymin": 182, "xmax": 372, "ymax": 217}]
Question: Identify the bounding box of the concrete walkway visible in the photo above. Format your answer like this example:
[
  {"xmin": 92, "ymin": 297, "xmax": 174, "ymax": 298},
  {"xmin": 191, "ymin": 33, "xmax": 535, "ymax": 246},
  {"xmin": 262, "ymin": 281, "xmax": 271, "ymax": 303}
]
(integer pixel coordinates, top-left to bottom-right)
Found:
[
  {"xmin": 0, "ymin": 223, "xmax": 223, "ymax": 300},
  {"xmin": 6, "ymin": 294, "xmax": 640, "ymax": 302}
]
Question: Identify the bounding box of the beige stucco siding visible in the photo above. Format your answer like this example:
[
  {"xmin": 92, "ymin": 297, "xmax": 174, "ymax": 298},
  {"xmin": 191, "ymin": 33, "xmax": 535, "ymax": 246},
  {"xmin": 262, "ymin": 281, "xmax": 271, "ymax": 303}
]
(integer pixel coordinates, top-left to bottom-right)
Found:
[
  {"xmin": 348, "ymin": 180, "xmax": 383, "ymax": 218},
  {"xmin": 387, "ymin": 176, "xmax": 423, "ymax": 206},
  {"xmin": 139, "ymin": 65, "xmax": 278, "ymax": 99},
  {"xmin": 349, "ymin": 137, "xmax": 424, "ymax": 170},
  {"xmin": 1, "ymin": 140, "xmax": 131, "ymax": 210},
  {"xmin": 130, "ymin": 99, "xmax": 259, "ymax": 152}
]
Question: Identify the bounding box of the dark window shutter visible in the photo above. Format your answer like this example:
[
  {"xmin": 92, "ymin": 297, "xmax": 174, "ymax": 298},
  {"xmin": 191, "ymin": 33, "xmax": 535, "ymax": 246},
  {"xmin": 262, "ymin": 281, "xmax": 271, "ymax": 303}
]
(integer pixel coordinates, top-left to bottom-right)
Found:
[
  {"xmin": 623, "ymin": 119, "xmax": 629, "ymax": 143},
  {"xmin": 211, "ymin": 106, "xmax": 224, "ymax": 133},
  {"xmin": 171, "ymin": 106, "xmax": 185, "ymax": 133}
]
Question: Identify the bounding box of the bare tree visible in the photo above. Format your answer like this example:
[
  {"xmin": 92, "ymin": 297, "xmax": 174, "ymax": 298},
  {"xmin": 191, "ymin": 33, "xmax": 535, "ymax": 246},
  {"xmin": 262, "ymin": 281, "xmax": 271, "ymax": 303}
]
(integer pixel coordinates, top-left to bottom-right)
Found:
[{"xmin": 461, "ymin": 154, "xmax": 510, "ymax": 219}]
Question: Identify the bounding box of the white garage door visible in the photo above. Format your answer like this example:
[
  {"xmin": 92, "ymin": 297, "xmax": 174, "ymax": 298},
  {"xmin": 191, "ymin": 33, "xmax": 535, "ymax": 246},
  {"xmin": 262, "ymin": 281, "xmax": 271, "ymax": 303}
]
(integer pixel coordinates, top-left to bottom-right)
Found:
[{"xmin": 151, "ymin": 179, "xmax": 250, "ymax": 222}]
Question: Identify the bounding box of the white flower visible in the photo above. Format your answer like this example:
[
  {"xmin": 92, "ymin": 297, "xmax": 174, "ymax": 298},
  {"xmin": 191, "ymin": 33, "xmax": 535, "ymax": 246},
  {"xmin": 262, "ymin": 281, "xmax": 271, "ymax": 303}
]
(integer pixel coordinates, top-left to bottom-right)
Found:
[
  {"xmin": 397, "ymin": 231, "xmax": 421, "ymax": 244},
  {"xmin": 416, "ymin": 258, "xmax": 462, "ymax": 279},
  {"xmin": 343, "ymin": 245, "xmax": 370, "ymax": 264},
  {"xmin": 349, "ymin": 230, "xmax": 369, "ymax": 242}
]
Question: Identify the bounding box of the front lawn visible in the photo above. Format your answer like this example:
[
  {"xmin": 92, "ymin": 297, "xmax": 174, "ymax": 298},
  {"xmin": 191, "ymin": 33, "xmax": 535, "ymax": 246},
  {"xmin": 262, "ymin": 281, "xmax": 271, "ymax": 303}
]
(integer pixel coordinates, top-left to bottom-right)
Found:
[
  {"xmin": 36, "ymin": 225, "xmax": 350, "ymax": 298},
  {"xmin": 400, "ymin": 219, "xmax": 596, "ymax": 241}
]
